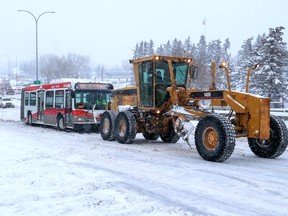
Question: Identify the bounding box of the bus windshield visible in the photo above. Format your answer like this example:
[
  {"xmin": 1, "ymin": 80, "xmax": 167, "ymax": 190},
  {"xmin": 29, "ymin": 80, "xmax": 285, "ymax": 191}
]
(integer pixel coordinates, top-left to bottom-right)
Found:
[{"xmin": 74, "ymin": 90, "xmax": 110, "ymax": 110}]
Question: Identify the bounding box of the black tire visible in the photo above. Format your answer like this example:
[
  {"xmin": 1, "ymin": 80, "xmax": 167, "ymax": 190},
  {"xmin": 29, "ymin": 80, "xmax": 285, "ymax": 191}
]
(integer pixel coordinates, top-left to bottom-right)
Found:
[
  {"xmin": 57, "ymin": 116, "xmax": 65, "ymax": 131},
  {"xmin": 27, "ymin": 112, "xmax": 33, "ymax": 125},
  {"xmin": 160, "ymin": 121, "xmax": 180, "ymax": 143},
  {"xmin": 248, "ymin": 115, "xmax": 288, "ymax": 158},
  {"xmin": 100, "ymin": 111, "xmax": 117, "ymax": 141},
  {"xmin": 195, "ymin": 114, "xmax": 236, "ymax": 162},
  {"xmin": 115, "ymin": 111, "xmax": 137, "ymax": 144},
  {"xmin": 142, "ymin": 132, "xmax": 160, "ymax": 140}
]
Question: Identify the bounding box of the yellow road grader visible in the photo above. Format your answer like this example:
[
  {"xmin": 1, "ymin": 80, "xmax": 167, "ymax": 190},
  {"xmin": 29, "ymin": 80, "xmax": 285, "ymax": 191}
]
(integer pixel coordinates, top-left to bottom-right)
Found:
[{"xmin": 100, "ymin": 55, "xmax": 288, "ymax": 162}]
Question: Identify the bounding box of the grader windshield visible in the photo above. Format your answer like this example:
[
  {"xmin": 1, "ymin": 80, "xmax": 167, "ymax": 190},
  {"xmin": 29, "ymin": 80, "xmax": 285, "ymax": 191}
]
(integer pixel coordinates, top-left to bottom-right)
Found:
[{"xmin": 138, "ymin": 59, "xmax": 189, "ymax": 107}]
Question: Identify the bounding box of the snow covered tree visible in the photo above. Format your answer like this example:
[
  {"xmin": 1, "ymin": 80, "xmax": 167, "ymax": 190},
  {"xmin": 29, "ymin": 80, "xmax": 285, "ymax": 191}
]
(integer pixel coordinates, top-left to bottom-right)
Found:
[
  {"xmin": 207, "ymin": 39, "xmax": 227, "ymax": 89},
  {"xmin": 171, "ymin": 38, "xmax": 184, "ymax": 56},
  {"xmin": 147, "ymin": 39, "xmax": 155, "ymax": 56},
  {"xmin": 163, "ymin": 40, "xmax": 172, "ymax": 56},
  {"xmin": 156, "ymin": 45, "xmax": 165, "ymax": 55},
  {"xmin": 234, "ymin": 37, "xmax": 254, "ymax": 91},
  {"xmin": 133, "ymin": 43, "xmax": 139, "ymax": 58},
  {"xmin": 143, "ymin": 41, "xmax": 148, "ymax": 56},
  {"xmin": 222, "ymin": 38, "xmax": 231, "ymax": 62},
  {"xmin": 250, "ymin": 27, "xmax": 288, "ymax": 101},
  {"xmin": 194, "ymin": 35, "xmax": 210, "ymax": 89}
]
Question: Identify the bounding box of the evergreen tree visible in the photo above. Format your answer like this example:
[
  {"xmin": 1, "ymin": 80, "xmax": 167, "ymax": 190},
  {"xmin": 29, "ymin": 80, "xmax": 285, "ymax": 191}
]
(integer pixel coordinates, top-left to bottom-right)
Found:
[
  {"xmin": 184, "ymin": 36, "xmax": 193, "ymax": 57},
  {"xmin": 133, "ymin": 43, "xmax": 139, "ymax": 58},
  {"xmin": 156, "ymin": 45, "xmax": 165, "ymax": 55},
  {"xmin": 207, "ymin": 39, "xmax": 224, "ymax": 89},
  {"xmin": 138, "ymin": 41, "xmax": 144, "ymax": 57},
  {"xmin": 143, "ymin": 41, "xmax": 148, "ymax": 56},
  {"xmin": 171, "ymin": 38, "xmax": 184, "ymax": 56},
  {"xmin": 251, "ymin": 27, "xmax": 288, "ymax": 101},
  {"xmin": 221, "ymin": 38, "xmax": 234, "ymax": 89},
  {"xmin": 147, "ymin": 39, "xmax": 155, "ymax": 55},
  {"xmin": 163, "ymin": 40, "xmax": 172, "ymax": 56},
  {"xmin": 194, "ymin": 35, "xmax": 210, "ymax": 89},
  {"xmin": 234, "ymin": 37, "xmax": 254, "ymax": 91}
]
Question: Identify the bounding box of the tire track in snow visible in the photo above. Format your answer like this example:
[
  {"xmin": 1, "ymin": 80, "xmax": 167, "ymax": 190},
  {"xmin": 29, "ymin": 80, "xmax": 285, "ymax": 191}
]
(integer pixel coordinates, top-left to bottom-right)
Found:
[{"xmin": 73, "ymin": 161, "xmax": 276, "ymax": 216}]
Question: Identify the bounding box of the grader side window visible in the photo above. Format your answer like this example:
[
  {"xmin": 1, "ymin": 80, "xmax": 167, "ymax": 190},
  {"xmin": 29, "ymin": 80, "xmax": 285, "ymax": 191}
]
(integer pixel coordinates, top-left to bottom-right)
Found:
[{"xmin": 173, "ymin": 62, "xmax": 189, "ymax": 86}]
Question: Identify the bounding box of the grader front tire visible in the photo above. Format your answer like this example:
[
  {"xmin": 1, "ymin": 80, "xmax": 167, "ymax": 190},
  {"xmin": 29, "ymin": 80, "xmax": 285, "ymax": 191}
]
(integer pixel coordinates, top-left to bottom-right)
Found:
[
  {"xmin": 248, "ymin": 115, "xmax": 288, "ymax": 158},
  {"xmin": 195, "ymin": 114, "xmax": 236, "ymax": 162}
]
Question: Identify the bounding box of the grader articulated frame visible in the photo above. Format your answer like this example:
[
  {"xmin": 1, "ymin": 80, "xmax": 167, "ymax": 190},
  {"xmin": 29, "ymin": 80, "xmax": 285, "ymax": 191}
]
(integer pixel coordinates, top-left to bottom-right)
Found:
[{"xmin": 100, "ymin": 55, "xmax": 288, "ymax": 162}]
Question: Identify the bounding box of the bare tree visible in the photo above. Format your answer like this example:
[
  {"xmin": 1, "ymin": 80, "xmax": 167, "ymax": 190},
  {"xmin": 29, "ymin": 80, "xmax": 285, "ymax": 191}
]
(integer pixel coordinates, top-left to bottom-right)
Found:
[{"xmin": 35, "ymin": 53, "xmax": 92, "ymax": 81}]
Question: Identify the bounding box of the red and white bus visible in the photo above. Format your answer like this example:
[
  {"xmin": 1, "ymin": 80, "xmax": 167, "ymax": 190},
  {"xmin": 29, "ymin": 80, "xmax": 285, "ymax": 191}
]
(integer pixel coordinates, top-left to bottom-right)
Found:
[{"xmin": 20, "ymin": 80, "xmax": 113, "ymax": 131}]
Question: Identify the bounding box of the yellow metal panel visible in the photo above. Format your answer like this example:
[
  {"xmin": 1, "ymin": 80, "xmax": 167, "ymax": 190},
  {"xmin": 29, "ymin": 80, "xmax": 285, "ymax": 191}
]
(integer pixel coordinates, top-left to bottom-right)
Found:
[
  {"xmin": 247, "ymin": 96, "xmax": 270, "ymax": 139},
  {"xmin": 223, "ymin": 93, "xmax": 246, "ymax": 113}
]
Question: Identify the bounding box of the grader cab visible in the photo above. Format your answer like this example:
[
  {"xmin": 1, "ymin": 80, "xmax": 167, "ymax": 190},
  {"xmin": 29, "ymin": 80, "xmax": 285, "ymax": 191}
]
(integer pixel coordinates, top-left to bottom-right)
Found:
[{"xmin": 100, "ymin": 55, "xmax": 288, "ymax": 162}]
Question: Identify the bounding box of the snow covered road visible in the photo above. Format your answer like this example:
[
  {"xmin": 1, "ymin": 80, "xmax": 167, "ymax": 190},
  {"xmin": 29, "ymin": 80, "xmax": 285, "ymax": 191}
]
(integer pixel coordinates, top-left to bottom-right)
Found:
[{"xmin": 0, "ymin": 105, "xmax": 288, "ymax": 215}]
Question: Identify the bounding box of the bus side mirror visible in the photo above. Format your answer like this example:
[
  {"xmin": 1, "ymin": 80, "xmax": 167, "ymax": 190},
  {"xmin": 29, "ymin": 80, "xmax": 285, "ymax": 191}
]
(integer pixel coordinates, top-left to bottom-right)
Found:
[
  {"xmin": 71, "ymin": 91, "xmax": 75, "ymax": 98},
  {"xmin": 190, "ymin": 66, "xmax": 198, "ymax": 79}
]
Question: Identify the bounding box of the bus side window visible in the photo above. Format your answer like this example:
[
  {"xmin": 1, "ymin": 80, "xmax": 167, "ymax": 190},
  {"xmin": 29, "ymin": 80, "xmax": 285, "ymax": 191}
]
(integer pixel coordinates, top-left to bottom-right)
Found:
[
  {"xmin": 25, "ymin": 92, "xmax": 29, "ymax": 106},
  {"xmin": 30, "ymin": 92, "xmax": 36, "ymax": 106},
  {"xmin": 45, "ymin": 91, "xmax": 54, "ymax": 108},
  {"xmin": 55, "ymin": 90, "xmax": 64, "ymax": 108}
]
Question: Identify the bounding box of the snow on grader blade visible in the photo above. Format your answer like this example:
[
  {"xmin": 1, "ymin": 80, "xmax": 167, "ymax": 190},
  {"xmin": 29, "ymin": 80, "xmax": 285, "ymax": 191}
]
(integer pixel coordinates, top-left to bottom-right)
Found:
[{"xmin": 100, "ymin": 55, "xmax": 288, "ymax": 162}]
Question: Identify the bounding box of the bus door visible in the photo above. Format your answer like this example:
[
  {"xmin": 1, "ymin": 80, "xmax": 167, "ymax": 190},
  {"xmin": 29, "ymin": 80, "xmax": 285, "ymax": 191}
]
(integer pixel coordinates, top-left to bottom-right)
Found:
[
  {"xmin": 37, "ymin": 90, "xmax": 45, "ymax": 121},
  {"xmin": 65, "ymin": 90, "xmax": 73, "ymax": 126}
]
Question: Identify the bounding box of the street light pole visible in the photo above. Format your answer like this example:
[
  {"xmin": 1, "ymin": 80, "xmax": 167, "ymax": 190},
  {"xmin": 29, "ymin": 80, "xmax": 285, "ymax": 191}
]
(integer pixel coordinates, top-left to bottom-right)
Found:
[{"xmin": 18, "ymin": 10, "xmax": 55, "ymax": 82}]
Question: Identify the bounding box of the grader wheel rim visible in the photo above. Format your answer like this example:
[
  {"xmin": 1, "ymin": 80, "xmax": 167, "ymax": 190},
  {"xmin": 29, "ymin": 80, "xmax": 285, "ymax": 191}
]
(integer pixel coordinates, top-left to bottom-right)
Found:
[
  {"xmin": 118, "ymin": 119, "xmax": 127, "ymax": 137},
  {"xmin": 255, "ymin": 129, "xmax": 274, "ymax": 148},
  {"xmin": 103, "ymin": 118, "xmax": 110, "ymax": 134},
  {"xmin": 203, "ymin": 127, "xmax": 219, "ymax": 150}
]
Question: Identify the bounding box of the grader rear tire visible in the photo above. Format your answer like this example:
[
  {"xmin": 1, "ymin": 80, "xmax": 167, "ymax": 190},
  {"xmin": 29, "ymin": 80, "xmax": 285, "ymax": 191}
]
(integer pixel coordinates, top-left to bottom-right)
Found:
[
  {"xmin": 195, "ymin": 114, "xmax": 236, "ymax": 162},
  {"xmin": 100, "ymin": 111, "xmax": 117, "ymax": 141},
  {"xmin": 248, "ymin": 115, "xmax": 288, "ymax": 158},
  {"xmin": 115, "ymin": 111, "xmax": 137, "ymax": 144}
]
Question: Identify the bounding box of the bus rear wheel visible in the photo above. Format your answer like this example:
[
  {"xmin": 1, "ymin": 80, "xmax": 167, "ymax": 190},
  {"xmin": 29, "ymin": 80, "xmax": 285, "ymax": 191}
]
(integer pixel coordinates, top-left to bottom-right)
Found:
[{"xmin": 26, "ymin": 112, "xmax": 33, "ymax": 126}]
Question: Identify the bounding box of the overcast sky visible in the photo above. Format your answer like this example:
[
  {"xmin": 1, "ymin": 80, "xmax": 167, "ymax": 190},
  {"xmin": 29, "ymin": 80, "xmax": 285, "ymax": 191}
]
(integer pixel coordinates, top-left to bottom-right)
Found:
[{"xmin": 0, "ymin": 0, "xmax": 287, "ymax": 73}]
